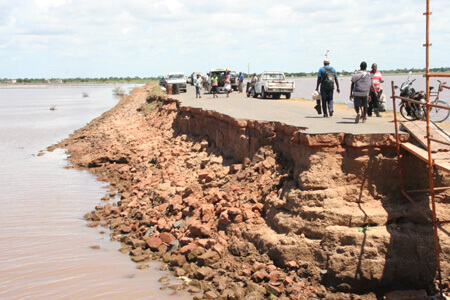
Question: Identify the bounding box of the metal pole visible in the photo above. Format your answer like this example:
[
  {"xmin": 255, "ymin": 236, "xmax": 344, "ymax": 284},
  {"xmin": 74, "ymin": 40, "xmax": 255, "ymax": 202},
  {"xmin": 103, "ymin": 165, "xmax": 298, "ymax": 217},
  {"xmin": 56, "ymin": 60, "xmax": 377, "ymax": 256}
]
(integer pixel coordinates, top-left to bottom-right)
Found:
[
  {"xmin": 424, "ymin": 0, "xmax": 443, "ymax": 295},
  {"xmin": 391, "ymin": 81, "xmax": 404, "ymax": 190}
]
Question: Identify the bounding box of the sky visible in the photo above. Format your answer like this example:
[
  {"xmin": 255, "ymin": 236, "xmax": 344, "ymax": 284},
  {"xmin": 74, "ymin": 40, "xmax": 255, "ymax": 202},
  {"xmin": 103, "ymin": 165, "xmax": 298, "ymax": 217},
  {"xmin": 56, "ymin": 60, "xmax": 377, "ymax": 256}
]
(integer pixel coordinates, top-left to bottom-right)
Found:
[{"xmin": 1, "ymin": 0, "xmax": 449, "ymax": 79}]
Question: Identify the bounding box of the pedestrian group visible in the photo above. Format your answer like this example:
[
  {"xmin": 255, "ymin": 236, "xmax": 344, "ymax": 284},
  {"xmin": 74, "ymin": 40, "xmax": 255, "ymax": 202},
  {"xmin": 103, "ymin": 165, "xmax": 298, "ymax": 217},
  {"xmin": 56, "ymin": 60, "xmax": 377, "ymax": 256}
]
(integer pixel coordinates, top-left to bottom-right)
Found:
[{"xmin": 315, "ymin": 58, "xmax": 384, "ymax": 123}]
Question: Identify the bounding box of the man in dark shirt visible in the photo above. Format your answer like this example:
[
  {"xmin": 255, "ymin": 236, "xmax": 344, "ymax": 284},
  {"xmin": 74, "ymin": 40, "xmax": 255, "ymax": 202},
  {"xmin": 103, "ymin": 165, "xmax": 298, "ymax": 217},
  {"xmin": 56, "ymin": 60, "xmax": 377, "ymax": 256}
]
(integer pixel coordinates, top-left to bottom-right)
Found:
[{"xmin": 315, "ymin": 59, "xmax": 340, "ymax": 117}]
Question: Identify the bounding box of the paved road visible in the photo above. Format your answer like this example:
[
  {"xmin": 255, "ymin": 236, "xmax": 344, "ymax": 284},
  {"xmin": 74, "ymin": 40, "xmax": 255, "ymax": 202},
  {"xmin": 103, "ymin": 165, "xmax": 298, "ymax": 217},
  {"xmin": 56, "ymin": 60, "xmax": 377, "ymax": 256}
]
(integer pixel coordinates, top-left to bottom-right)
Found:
[{"xmin": 172, "ymin": 85, "xmax": 398, "ymax": 135}]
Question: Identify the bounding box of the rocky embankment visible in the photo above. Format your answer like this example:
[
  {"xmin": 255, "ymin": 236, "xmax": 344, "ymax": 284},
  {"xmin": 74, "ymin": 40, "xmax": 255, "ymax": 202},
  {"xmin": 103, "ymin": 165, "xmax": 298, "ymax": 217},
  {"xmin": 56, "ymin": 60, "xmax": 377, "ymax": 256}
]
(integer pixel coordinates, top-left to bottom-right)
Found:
[{"xmin": 52, "ymin": 84, "xmax": 450, "ymax": 299}]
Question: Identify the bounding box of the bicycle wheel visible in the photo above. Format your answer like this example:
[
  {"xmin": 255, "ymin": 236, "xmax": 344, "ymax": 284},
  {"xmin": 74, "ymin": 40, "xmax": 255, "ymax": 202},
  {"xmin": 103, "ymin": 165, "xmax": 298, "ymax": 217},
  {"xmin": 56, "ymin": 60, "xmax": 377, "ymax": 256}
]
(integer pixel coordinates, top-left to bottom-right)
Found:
[
  {"xmin": 429, "ymin": 100, "xmax": 450, "ymax": 123},
  {"xmin": 400, "ymin": 104, "xmax": 416, "ymax": 121}
]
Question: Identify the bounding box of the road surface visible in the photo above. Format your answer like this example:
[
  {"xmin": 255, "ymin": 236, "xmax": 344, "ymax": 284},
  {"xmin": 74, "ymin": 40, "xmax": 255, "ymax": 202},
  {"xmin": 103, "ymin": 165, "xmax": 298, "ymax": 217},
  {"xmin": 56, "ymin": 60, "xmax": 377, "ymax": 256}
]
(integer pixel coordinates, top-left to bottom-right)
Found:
[{"xmin": 172, "ymin": 85, "xmax": 397, "ymax": 135}]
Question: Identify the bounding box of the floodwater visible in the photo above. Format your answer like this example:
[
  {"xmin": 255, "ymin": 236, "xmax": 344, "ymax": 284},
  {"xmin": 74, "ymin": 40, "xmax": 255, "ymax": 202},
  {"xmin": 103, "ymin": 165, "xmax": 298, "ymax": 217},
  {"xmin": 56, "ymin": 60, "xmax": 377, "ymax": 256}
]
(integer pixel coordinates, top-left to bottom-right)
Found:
[
  {"xmin": 291, "ymin": 74, "xmax": 449, "ymax": 111},
  {"xmin": 0, "ymin": 85, "xmax": 191, "ymax": 300}
]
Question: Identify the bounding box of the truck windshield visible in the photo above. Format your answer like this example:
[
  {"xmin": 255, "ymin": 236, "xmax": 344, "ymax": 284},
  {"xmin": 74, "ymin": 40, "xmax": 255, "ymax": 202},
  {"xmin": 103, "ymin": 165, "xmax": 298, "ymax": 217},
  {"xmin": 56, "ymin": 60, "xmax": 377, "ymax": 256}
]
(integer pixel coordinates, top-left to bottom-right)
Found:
[
  {"xmin": 168, "ymin": 74, "xmax": 185, "ymax": 79},
  {"xmin": 262, "ymin": 74, "xmax": 285, "ymax": 80}
]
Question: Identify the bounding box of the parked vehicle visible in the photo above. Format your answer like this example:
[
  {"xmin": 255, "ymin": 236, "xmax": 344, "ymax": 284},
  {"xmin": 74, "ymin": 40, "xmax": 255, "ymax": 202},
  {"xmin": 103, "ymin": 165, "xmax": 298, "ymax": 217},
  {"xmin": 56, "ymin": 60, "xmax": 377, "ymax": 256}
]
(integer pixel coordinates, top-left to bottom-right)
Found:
[
  {"xmin": 164, "ymin": 72, "xmax": 187, "ymax": 93},
  {"xmin": 252, "ymin": 72, "xmax": 294, "ymax": 99},
  {"xmin": 396, "ymin": 72, "xmax": 449, "ymax": 122},
  {"xmin": 209, "ymin": 69, "xmax": 237, "ymax": 93},
  {"xmin": 230, "ymin": 71, "xmax": 238, "ymax": 91}
]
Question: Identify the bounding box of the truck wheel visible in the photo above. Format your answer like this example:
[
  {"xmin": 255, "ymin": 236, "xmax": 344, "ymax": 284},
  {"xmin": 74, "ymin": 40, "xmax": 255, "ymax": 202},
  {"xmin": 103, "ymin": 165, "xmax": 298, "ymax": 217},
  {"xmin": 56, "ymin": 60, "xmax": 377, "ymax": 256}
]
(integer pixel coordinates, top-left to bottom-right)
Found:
[
  {"xmin": 285, "ymin": 93, "xmax": 291, "ymax": 99},
  {"xmin": 252, "ymin": 89, "xmax": 257, "ymax": 98},
  {"xmin": 261, "ymin": 88, "xmax": 266, "ymax": 99}
]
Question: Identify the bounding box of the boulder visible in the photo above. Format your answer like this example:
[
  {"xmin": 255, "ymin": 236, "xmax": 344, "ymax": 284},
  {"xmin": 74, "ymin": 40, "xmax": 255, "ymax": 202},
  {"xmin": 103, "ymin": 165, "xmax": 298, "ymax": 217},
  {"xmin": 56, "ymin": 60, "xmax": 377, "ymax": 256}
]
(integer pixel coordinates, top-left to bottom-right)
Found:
[{"xmin": 146, "ymin": 236, "xmax": 162, "ymax": 251}]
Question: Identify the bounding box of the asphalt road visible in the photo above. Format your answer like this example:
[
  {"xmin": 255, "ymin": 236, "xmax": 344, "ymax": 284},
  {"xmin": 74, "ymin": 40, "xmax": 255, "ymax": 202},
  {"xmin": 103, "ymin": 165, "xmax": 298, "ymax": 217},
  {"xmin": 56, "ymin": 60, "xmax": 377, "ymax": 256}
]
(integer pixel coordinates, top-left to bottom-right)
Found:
[{"xmin": 172, "ymin": 85, "xmax": 398, "ymax": 135}]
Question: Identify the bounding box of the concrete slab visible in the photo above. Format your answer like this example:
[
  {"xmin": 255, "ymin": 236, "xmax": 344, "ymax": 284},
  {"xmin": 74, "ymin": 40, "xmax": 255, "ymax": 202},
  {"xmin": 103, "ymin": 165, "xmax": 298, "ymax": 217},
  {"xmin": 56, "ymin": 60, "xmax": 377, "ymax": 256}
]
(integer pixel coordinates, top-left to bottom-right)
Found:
[{"xmin": 172, "ymin": 85, "xmax": 398, "ymax": 135}]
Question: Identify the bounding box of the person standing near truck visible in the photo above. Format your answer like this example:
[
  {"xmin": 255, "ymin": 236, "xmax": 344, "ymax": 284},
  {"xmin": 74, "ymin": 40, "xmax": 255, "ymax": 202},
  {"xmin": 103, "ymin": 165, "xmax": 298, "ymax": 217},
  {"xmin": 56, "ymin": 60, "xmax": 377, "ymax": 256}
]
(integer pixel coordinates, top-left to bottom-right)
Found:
[
  {"xmin": 194, "ymin": 74, "xmax": 202, "ymax": 98},
  {"xmin": 211, "ymin": 74, "xmax": 219, "ymax": 98},
  {"xmin": 315, "ymin": 58, "xmax": 340, "ymax": 117},
  {"xmin": 238, "ymin": 72, "xmax": 244, "ymax": 93}
]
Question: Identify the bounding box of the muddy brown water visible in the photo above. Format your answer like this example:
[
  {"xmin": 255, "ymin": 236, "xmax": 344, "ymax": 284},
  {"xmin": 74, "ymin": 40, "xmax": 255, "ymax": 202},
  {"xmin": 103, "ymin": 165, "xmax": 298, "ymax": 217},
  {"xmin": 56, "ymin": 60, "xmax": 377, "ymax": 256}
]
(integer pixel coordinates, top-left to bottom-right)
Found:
[{"xmin": 0, "ymin": 85, "xmax": 191, "ymax": 299}]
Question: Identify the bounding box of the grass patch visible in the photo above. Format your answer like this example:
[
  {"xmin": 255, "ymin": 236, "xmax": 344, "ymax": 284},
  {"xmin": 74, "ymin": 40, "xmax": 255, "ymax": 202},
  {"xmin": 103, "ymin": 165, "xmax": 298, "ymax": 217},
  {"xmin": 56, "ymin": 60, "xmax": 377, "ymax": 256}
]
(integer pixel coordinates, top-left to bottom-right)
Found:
[{"xmin": 140, "ymin": 101, "xmax": 163, "ymax": 117}]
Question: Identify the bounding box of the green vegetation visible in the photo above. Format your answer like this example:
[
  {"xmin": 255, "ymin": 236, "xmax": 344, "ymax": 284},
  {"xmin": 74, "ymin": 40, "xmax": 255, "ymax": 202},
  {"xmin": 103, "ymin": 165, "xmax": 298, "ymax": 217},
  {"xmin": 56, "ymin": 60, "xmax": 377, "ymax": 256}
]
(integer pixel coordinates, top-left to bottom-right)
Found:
[
  {"xmin": 112, "ymin": 86, "xmax": 125, "ymax": 96},
  {"xmin": 141, "ymin": 101, "xmax": 162, "ymax": 117}
]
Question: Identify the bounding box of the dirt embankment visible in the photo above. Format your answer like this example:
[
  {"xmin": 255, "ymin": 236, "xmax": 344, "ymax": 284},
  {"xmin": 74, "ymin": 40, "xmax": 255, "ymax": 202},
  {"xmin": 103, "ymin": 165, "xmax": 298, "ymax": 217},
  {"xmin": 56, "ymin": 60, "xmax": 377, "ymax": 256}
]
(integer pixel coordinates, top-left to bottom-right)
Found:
[{"xmin": 51, "ymin": 84, "xmax": 450, "ymax": 300}]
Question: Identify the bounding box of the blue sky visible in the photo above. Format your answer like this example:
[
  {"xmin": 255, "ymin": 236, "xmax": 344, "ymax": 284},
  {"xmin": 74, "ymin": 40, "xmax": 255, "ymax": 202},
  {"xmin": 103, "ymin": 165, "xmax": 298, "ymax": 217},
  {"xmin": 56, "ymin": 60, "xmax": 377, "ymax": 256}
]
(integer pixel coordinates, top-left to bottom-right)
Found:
[{"xmin": 1, "ymin": 0, "xmax": 449, "ymax": 78}]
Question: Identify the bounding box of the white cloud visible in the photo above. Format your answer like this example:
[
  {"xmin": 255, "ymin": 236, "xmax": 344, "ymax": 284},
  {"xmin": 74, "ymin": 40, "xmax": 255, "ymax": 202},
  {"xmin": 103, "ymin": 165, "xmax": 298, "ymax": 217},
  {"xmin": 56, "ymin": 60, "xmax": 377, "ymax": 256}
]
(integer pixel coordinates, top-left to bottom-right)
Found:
[{"xmin": 0, "ymin": 0, "xmax": 449, "ymax": 78}]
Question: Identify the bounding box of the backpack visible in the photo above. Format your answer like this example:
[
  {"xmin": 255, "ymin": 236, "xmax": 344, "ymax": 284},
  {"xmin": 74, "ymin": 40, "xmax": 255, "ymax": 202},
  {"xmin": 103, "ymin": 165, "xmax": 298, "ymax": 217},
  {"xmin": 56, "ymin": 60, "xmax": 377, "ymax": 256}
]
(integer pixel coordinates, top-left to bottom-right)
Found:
[{"xmin": 321, "ymin": 67, "xmax": 335, "ymax": 91}]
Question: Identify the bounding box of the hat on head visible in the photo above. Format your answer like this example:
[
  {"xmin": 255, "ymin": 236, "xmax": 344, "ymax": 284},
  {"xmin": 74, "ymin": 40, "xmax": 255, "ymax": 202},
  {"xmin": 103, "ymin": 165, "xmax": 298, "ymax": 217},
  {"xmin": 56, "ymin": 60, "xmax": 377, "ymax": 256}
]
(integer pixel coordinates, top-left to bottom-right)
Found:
[{"xmin": 324, "ymin": 59, "xmax": 330, "ymax": 64}]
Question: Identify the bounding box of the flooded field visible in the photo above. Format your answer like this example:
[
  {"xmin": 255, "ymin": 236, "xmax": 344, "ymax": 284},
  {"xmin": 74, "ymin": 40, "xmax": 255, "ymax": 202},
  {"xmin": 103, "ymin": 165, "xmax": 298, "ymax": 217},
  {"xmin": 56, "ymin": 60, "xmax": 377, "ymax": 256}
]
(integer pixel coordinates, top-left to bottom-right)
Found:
[{"xmin": 0, "ymin": 85, "xmax": 190, "ymax": 299}]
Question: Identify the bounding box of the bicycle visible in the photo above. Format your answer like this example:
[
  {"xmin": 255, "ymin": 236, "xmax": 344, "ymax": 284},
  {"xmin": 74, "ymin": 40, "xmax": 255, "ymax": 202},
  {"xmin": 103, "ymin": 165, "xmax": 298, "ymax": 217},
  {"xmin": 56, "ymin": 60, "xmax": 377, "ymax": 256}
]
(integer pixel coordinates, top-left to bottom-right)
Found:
[{"xmin": 428, "ymin": 80, "xmax": 450, "ymax": 123}]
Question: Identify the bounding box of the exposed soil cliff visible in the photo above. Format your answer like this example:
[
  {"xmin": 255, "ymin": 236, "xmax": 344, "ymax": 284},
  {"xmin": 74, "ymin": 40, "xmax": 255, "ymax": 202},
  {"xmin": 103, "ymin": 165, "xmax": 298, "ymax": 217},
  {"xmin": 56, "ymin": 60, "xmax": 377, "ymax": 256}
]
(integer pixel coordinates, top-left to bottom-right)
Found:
[{"xmin": 51, "ymin": 84, "xmax": 450, "ymax": 299}]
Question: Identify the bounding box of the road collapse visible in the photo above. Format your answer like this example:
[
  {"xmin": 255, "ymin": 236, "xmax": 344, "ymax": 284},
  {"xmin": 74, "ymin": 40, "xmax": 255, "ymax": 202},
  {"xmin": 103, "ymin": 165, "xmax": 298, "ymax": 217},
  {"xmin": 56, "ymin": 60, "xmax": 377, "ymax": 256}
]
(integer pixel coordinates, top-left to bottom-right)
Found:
[{"xmin": 51, "ymin": 83, "xmax": 450, "ymax": 299}]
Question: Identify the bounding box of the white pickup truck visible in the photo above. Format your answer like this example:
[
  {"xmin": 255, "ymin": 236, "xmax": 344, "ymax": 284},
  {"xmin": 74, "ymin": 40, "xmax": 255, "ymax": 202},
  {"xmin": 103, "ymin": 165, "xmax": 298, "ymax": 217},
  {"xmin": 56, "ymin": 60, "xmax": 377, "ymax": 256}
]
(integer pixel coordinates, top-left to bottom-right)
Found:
[
  {"xmin": 164, "ymin": 72, "xmax": 187, "ymax": 93},
  {"xmin": 252, "ymin": 72, "xmax": 294, "ymax": 99}
]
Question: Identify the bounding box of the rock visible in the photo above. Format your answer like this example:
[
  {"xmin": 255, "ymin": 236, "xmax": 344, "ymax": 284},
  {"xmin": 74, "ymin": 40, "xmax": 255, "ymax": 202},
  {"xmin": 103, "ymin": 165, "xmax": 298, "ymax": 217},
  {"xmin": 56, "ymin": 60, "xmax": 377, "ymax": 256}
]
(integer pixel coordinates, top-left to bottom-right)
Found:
[
  {"xmin": 218, "ymin": 211, "xmax": 231, "ymax": 225},
  {"xmin": 146, "ymin": 236, "xmax": 162, "ymax": 251},
  {"xmin": 174, "ymin": 267, "xmax": 186, "ymax": 277},
  {"xmin": 169, "ymin": 254, "xmax": 186, "ymax": 267},
  {"xmin": 252, "ymin": 269, "xmax": 268, "ymax": 282},
  {"xmin": 229, "ymin": 241, "xmax": 249, "ymax": 256},
  {"xmin": 262, "ymin": 156, "xmax": 276, "ymax": 169},
  {"xmin": 130, "ymin": 238, "xmax": 146, "ymax": 249},
  {"xmin": 187, "ymin": 247, "xmax": 206, "ymax": 261},
  {"xmin": 198, "ymin": 169, "xmax": 215, "ymax": 183},
  {"xmin": 197, "ymin": 239, "xmax": 215, "ymax": 249},
  {"xmin": 157, "ymin": 218, "xmax": 172, "ymax": 232},
  {"xmin": 197, "ymin": 250, "xmax": 220, "ymax": 267},
  {"xmin": 266, "ymin": 284, "xmax": 282, "ymax": 297},
  {"xmin": 211, "ymin": 243, "xmax": 224, "ymax": 256},
  {"xmin": 131, "ymin": 254, "xmax": 147, "ymax": 262},
  {"xmin": 172, "ymin": 220, "xmax": 185, "ymax": 229},
  {"xmin": 158, "ymin": 244, "xmax": 168, "ymax": 254},
  {"xmin": 168, "ymin": 239, "xmax": 180, "ymax": 252},
  {"xmin": 179, "ymin": 243, "xmax": 197, "ymax": 255},
  {"xmin": 188, "ymin": 286, "xmax": 201, "ymax": 293},
  {"xmin": 195, "ymin": 266, "xmax": 214, "ymax": 280},
  {"xmin": 201, "ymin": 203, "xmax": 215, "ymax": 223},
  {"xmin": 189, "ymin": 222, "xmax": 212, "ymax": 237},
  {"xmin": 229, "ymin": 164, "xmax": 242, "ymax": 173},
  {"xmin": 88, "ymin": 221, "xmax": 99, "ymax": 228},
  {"xmin": 286, "ymin": 261, "xmax": 298, "ymax": 268},
  {"xmin": 159, "ymin": 232, "xmax": 176, "ymax": 244}
]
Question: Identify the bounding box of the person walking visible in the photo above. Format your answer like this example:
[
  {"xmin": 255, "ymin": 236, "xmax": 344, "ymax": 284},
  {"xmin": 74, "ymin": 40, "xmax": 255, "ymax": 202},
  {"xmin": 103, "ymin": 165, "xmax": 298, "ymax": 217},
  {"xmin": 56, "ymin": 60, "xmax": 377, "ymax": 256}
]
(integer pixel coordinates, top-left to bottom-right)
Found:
[
  {"xmin": 237, "ymin": 72, "xmax": 244, "ymax": 93},
  {"xmin": 315, "ymin": 58, "xmax": 340, "ymax": 117},
  {"xmin": 350, "ymin": 61, "xmax": 376, "ymax": 123},
  {"xmin": 368, "ymin": 63, "xmax": 383, "ymax": 117},
  {"xmin": 211, "ymin": 73, "xmax": 219, "ymax": 98},
  {"xmin": 194, "ymin": 74, "xmax": 202, "ymax": 98},
  {"xmin": 224, "ymin": 69, "xmax": 232, "ymax": 98}
]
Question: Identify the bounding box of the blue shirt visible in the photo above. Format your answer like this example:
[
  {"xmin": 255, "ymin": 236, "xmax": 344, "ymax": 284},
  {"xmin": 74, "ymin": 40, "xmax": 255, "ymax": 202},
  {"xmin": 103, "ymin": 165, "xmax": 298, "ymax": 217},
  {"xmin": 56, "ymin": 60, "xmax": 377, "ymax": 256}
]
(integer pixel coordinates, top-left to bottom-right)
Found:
[
  {"xmin": 318, "ymin": 66, "xmax": 337, "ymax": 78},
  {"xmin": 238, "ymin": 74, "xmax": 244, "ymax": 81}
]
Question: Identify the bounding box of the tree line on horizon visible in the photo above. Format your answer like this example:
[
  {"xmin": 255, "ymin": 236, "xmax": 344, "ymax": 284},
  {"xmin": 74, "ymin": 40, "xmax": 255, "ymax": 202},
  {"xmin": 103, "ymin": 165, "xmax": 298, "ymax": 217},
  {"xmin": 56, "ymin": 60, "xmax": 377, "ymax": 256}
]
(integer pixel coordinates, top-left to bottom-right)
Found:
[{"xmin": 3, "ymin": 67, "xmax": 450, "ymax": 83}]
